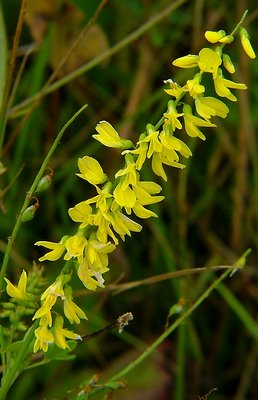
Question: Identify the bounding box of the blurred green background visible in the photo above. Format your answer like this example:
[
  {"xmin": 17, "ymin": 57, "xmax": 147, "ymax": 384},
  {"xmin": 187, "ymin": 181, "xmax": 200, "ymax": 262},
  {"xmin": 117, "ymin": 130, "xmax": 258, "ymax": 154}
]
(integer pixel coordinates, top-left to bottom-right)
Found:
[{"xmin": 1, "ymin": 0, "xmax": 258, "ymax": 399}]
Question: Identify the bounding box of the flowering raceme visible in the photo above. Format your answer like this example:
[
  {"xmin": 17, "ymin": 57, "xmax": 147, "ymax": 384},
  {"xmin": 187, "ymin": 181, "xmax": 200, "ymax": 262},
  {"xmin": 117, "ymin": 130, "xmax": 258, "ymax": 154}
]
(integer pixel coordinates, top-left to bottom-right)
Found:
[{"xmin": 29, "ymin": 20, "xmax": 255, "ymax": 353}]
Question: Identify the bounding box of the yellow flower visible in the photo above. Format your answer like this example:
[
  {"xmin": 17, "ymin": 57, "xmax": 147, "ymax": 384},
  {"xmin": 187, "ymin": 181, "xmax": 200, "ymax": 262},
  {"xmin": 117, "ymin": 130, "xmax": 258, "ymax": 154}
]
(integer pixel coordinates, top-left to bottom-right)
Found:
[
  {"xmin": 239, "ymin": 27, "xmax": 256, "ymax": 59},
  {"xmin": 53, "ymin": 315, "xmax": 81, "ymax": 349},
  {"xmin": 186, "ymin": 74, "xmax": 205, "ymax": 98},
  {"xmin": 85, "ymin": 235, "xmax": 116, "ymax": 271},
  {"xmin": 64, "ymin": 233, "xmax": 87, "ymax": 261},
  {"xmin": 41, "ymin": 277, "xmax": 66, "ymax": 301},
  {"xmin": 172, "ymin": 54, "xmax": 199, "ymax": 68},
  {"xmin": 63, "ymin": 287, "xmax": 87, "ymax": 324},
  {"xmin": 86, "ymin": 182, "xmax": 113, "ymax": 211},
  {"xmin": 113, "ymin": 182, "xmax": 136, "ymax": 208},
  {"xmin": 214, "ymin": 68, "xmax": 247, "ymax": 101},
  {"xmin": 111, "ymin": 210, "xmax": 142, "ymax": 239},
  {"xmin": 68, "ymin": 201, "xmax": 93, "ymax": 228},
  {"xmin": 183, "ymin": 104, "xmax": 216, "ymax": 140},
  {"xmin": 93, "ymin": 121, "xmax": 134, "ymax": 149},
  {"xmin": 4, "ymin": 270, "xmax": 28, "ymax": 300},
  {"xmin": 198, "ymin": 48, "xmax": 222, "ymax": 78},
  {"xmin": 32, "ymin": 300, "xmax": 53, "ymax": 327},
  {"xmin": 77, "ymin": 156, "xmax": 107, "ymax": 185},
  {"xmin": 163, "ymin": 100, "xmax": 184, "ymax": 131},
  {"xmin": 205, "ymin": 30, "xmax": 226, "ymax": 43},
  {"xmin": 77, "ymin": 258, "xmax": 109, "ymax": 291},
  {"xmin": 115, "ymin": 156, "xmax": 138, "ymax": 189},
  {"xmin": 222, "ymin": 54, "xmax": 235, "ymax": 74},
  {"xmin": 35, "ymin": 240, "xmax": 66, "ymax": 262},
  {"xmin": 159, "ymin": 131, "xmax": 192, "ymax": 159},
  {"xmin": 164, "ymin": 79, "xmax": 185, "ymax": 100},
  {"xmin": 195, "ymin": 96, "xmax": 229, "ymax": 119},
  {"xmin": 33, "ymin": 322, "xmax": 54, "ymax": 353}
]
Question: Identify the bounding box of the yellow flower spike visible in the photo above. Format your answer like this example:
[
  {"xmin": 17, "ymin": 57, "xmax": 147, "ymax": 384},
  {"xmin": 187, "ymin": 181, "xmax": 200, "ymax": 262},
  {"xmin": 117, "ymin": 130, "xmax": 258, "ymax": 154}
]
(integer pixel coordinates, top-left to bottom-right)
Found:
[
  {"xmin": 214, "ymin": 68, "xmax": 247, "ymax": 101},
  {"xmin": 33, "ymin": 322, "xmax": 54, "ymax": 353},
  {"xmin": 239, "ymin": 27, "xmax": 256, "ymax": 59},
  {"xmin": 172, "ymin": 54, "xmax": 199, "ymax": 69},
  {"xmin": 195, "ymin": 96, "xmax": 229, "ymax": 119},
  {"xmin": 198, "ymin": 48, "xmax": 222, "ymax": 78},
  {"xmin": 77, "ymin": 156, "xmax": 107, "ymax": 185},
  {"xmin": 4, "ymin": 270, "xmax": 28, "ymax": 300},
  {"xmin": 222, "ymin": 54, "xmax": 235, "ymax": 74},
  {"xmin": 53, "ymin": 315, "xmax": 81, "ymax": 349},
  {"xmin": 219, "ymin": 35, "xmax": 234, "ymax": 44},
  {"xmin": 183, "ymin": 104, "xmax": 216, "ymax": 140},
  {"xmin": 93, "ymin": 121, "xmax": 134, "ymax": 149},
  {"xmin": 35, "ymin": 239, "xmax": 66, "ymax": 262},
  {"xmin": 205, "ymin": 30, "xmax": 226, "ymax": 43},
  {"xmin": 63, "ymin": 287, "xmax": 87, "ymax": 324}
]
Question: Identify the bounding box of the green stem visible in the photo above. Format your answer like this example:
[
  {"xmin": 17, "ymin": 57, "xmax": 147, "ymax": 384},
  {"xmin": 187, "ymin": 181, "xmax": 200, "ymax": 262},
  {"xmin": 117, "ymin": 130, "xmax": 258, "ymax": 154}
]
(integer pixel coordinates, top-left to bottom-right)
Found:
[
  {"xmin": 92, "ymin": 269, "xmax": 231, "ymax": 394},
  {"xmin": 0, "ymin": 104, "xmax": 88, "ymax": 290},
  {"xmin": 8, "ymin": 0, "xmax": 187, "ymax": 118},
  {"xmin": 0, "ymin": 321, "xmax": 38, "ymax": 400},
  {"xmin": 217, "ymin": 283, "xmax": 258, "ymax": 341},
  {"xmin": 230, "ymin": 10, "xmax": 248, "ymax": 36}
]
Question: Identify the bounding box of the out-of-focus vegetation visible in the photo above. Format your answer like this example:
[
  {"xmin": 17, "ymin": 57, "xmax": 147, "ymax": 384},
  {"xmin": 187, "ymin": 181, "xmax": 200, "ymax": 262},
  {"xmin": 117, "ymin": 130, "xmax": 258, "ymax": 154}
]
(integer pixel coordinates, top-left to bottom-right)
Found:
[{"xmin": 0, "ymin": 0, "xmax": 258, "ymax": 399}]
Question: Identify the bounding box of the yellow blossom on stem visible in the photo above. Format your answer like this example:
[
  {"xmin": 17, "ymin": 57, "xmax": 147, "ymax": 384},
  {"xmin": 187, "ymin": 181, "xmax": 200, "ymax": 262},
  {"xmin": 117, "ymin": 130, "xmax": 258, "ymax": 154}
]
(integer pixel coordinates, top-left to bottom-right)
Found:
[
  {"xmin": 53, "ymin": 315, "xmax": 82, "ymax": 349},
  {"xmin": 63, "ymin": 287, "xmax": 87, "ymax": 324},
  {"xmin": 77, "ymin": 156, "xmax": 107, "ymax": 185},
  {"xmin": 205, "ymin": 30, "xmax": 226, "ymax": 43},
  {"xmin": 198, "ymin": 48, "xmax": 222, "ymax": 78},
  {"xmin": 163, "ymin": 100, "xmax": 184, "ymax": 131},
  {"xmin": 77, "ymin": 257, "xmax": 109, "ymax": 291},
  {"xmin": 186, "ymin": 74, "xmax": 205, "ymax": 99},
  {"xmin": 183, "ymin": 104, "xmax": 216, "ymax": 140},
  {"xmin": 214, "ymin": 68, "xmax": 247, "ymax": 101},
  {"xmin": 239, "ymin": 27, "xmax": 256, "ymax": 59},
  {"xmin": 172, "ymin": 54, "xmax": 199, "ymax": 68},
  {"xmin": 33, "ymin": 319, "xmax": 54, "ymax": 353},
  {"xmin": 85, "ymin": 182, "xmax": 113, "ymax": 211},
  {"xmin": 68, "ymin": 201, "xmax": 93, "ymax": 228},
  {"xmin": 4, "ymin": 270, "xmax": 28, "ymax": 300},
  {"xmin": 64, "ymin": 233, "xmax": 87, "ymax": 261},
  {"xmin": 164, "ymin": 79, "xmax": 185, "ymax": 100},
  {"xmin": 195, "ymin": 96, "xmax": 229, "ymax": 119},
  {"xmin": 222, "ymin": 54, "xmax": 235, "ymax": 74},
  {"xmin": 93, "ymin": 121, "xmax": 134, "ymax": 149},
  {"xmin": 35, "ymin": 239, "xmax": 66, "ymax": 262}
]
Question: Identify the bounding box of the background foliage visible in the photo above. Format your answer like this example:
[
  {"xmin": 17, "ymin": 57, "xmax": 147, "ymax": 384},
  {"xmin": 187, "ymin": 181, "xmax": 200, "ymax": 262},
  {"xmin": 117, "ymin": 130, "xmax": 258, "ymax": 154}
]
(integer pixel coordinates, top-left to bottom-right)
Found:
[{"xmin": 1, "ymin": 0, "xmax": 258, "ymax": 399}]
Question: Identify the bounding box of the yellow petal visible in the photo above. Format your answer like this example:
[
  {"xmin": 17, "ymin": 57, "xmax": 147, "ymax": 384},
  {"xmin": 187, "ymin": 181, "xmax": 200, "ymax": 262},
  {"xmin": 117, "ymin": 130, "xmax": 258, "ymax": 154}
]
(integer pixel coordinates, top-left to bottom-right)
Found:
[
  {"xmin": 172, "ymin": 54, "xmax": 199, "ymax": 68},
  {"xmin": 240, "ymin": 28, "xmax": 256, "ymax": 59},
  {"xmin": 205, "ymin": 30, "xmax": 226, "ymax": 43},
  {"xmin": 77, "ymin": 156, "xmax": 107, "ymax": 185}
]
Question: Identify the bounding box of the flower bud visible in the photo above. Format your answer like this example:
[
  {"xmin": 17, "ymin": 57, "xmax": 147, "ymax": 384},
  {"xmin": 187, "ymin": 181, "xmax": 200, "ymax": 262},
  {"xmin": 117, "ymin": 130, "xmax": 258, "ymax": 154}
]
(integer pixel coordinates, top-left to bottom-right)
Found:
[
  {"xmin": 222, "ymin": 54, "xmax": 235, "ymax": 73},
  {"xmin": 36, "ymin": 175, "xmax": 52, "ymax": 193},
  {"xmin": 205, "ymin": 30, "xmax": 226, "ymax": 43},
  {"xmin": 219, "ymin": 35, "xmax": 234, "ymax": 44},
  {"xmin": 21, "ymin": 200, "xmax": 39, "ymax": 222},
  {"xmin": 239, "ymin": 27, "xmax": 256, "ymax": 59}
]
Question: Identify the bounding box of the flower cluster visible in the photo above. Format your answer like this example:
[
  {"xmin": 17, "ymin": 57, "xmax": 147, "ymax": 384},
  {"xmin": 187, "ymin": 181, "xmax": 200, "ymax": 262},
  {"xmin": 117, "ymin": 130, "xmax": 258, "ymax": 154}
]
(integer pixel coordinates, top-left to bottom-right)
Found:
[{"xmin": 15, "ymin": 22, "xmax": 255, "ymax": 352}]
